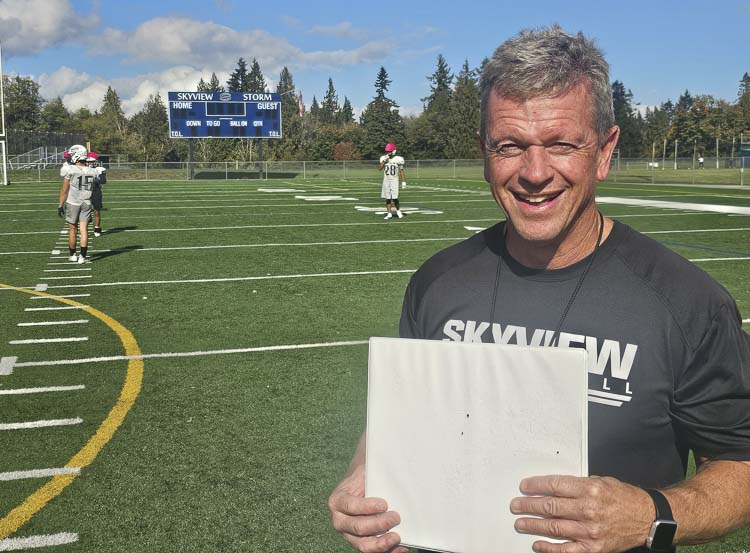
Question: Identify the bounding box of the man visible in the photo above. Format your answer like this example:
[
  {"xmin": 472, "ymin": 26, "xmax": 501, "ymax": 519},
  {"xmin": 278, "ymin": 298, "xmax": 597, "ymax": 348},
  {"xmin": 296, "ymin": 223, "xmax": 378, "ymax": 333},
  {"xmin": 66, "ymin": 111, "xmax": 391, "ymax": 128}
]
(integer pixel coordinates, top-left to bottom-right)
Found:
[
  {"xmin": 379, "ymin": 143, "xmax": 407, "ymax": 220},
  {"xmin": 60, "ymin": 149, "xmax": 72, "ymax": 179},
  {"xmin": 329, "ymin": 25, "xmax": 750, "ymax": 553},
  {"xmin": 86, "ymin": 151, "xmax": 107, "ymax": 236},
  {"xmin": 58, "ymin": 144, "xmax": 98, "ymax": 264}
]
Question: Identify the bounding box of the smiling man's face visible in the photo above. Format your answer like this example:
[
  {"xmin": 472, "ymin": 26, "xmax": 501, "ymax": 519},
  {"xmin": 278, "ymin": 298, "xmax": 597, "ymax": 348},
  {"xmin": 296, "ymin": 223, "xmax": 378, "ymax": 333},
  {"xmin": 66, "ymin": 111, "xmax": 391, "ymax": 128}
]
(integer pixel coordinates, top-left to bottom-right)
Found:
[{"xmin": 482, "ymin": 83, "xmax": 619, "ymax": 267}]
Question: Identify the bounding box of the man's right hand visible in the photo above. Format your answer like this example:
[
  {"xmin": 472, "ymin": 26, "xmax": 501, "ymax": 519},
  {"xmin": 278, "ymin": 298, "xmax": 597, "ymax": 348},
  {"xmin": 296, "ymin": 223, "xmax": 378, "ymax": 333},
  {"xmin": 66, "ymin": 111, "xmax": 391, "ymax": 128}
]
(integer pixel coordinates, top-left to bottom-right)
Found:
[
  {"xmin": 379, "ymin": 155, "xmax": 390, "ymax": 164},
  {"xmin": 328, "ymin": 464, "xmax": 408, "ymax": 553},
  {"xmin": 57, "ymin": 206, "xmax": 65, "ymax": 218}
]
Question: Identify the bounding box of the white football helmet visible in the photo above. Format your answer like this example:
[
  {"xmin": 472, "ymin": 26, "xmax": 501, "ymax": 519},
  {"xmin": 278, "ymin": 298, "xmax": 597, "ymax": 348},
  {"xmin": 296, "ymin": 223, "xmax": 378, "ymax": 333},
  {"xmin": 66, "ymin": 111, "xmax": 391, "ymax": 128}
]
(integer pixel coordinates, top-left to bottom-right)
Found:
[{"xmin": 68, "ymin": 144, "xmax": 88, "ymax": 164}]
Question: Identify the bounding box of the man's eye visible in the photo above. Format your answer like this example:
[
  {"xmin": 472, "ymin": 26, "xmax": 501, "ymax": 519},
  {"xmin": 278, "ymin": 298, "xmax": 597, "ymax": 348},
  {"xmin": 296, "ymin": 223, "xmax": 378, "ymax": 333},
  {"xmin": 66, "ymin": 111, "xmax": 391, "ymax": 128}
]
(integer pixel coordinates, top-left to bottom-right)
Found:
[
  {"xmin": 548, "ymin": 142, "xmax": 576, "ymax": 153},
  {"xmin": 493, "ymin": 144, "xmax": 522, "ymax": 156}
]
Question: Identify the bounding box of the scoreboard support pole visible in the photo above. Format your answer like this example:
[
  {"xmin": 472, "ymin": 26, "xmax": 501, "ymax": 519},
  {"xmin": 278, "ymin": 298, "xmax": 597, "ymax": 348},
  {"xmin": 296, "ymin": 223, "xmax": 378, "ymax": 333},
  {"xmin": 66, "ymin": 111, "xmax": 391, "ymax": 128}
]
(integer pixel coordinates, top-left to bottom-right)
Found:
[
  {"xmin": 258, "ymin": 140, "xmax": 263, "ymax": 180},
  {"xmin": 188, "ymin": 140, "xmax": 195, "ymax": 180}
]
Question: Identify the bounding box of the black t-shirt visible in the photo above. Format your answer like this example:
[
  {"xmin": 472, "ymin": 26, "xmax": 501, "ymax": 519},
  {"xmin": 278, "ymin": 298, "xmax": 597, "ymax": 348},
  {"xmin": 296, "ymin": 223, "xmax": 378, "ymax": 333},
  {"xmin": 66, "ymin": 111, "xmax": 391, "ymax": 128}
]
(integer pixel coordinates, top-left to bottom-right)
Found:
[{"xmin": 401, "ymin": 220, "xmax": 750, "ymax": 551}]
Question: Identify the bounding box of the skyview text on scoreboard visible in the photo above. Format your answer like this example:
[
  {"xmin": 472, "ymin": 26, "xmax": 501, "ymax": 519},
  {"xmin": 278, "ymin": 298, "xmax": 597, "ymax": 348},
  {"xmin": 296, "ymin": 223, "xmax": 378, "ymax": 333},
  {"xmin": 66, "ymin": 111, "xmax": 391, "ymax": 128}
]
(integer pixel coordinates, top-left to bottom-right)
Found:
[{"xmin": 167, "ymin": 92, "xmax": 282, "ymax": 139}]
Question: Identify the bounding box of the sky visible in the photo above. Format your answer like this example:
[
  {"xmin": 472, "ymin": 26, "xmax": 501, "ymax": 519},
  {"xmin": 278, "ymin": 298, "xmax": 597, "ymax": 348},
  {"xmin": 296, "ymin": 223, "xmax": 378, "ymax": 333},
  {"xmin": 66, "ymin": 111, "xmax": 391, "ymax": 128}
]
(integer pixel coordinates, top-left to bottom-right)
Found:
[{"xmin": 0, "ymin": 0, "xmax": 748, "ymax": 118}]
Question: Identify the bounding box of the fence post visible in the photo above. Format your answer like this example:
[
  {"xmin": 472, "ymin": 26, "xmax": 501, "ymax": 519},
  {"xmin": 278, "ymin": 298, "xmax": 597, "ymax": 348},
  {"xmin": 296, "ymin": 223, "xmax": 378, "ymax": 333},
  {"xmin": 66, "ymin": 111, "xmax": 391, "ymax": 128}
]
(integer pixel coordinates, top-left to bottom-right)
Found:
[
  {"xmin": 145, "ymin": 161, "xmax": 148, "ymax": 182},
  {"xmin": 303, "ymin": 161, "xmax": 306, "ymax": 180},
  {"xmin": 453, "ymin": 159, "xmax": 456, "ymax": 179},
  {"xmin": 225, "ymin": 161, "xmax": 228, "ymax": 180},
  {"xmin": 38, "ymin": 163, "xmax": 41, "ymax": 182}
]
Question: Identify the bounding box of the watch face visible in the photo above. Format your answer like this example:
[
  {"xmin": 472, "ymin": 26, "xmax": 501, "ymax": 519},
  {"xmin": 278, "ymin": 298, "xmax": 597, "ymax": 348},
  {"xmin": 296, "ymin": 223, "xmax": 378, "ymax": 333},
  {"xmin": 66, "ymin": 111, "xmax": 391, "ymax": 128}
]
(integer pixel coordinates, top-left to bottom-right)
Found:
[{"xmin": 651, "ymin": 520, "xmax": 677, "ymax": 550}]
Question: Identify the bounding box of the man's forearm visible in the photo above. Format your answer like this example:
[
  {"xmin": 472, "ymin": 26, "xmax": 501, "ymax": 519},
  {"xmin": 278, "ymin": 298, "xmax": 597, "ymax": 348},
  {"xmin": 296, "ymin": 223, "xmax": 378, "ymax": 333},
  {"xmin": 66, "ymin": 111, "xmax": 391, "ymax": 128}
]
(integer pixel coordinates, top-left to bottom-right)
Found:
[{"xmin": 666, "ymin": 459, "xmax": 750, "ymax": 544}]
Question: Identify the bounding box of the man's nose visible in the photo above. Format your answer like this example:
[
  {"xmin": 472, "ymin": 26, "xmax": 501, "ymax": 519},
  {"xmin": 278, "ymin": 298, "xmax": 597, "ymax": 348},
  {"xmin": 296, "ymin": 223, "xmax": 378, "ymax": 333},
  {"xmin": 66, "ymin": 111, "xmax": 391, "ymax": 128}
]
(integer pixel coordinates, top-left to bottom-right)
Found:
[{"xmin": 518, "ymin": 145, "xmax": 554, "ymax": 187}]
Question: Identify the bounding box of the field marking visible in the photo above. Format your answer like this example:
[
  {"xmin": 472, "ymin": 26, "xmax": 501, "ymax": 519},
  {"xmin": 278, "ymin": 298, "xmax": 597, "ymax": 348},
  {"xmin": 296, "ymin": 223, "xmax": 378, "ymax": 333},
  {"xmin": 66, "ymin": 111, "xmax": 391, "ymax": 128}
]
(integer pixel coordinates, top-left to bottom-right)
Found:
[
  {"xmin": 691, "ymin": 257, "xmax": 750, "ymax": 262},
  {"xmin": 45, "ymin": 269, "xmax": 416, "ymax": 289},
  {"xmin": 0, "ymin": 385, "xmax": 85, "ymax": 396},
  {"xmin": 0, "ymin": 357, "xmax": 17, "ymax": 376},
  {"xmin": 598, "ymin": 197, "xmax": 750, "ymax": 215},
  {"xmin": 38, "ymin": 276, "xmax": 93, "ymax": 280},
  {"xmin": 25, "ymin": 306, "xmax": 88, "ymax": 312},
  {"xmin": 14, "ymin": 339, "xmax": 370, "ymax": 368},
  {"xmin": 17, "ymin": 320, "xmax": 89, "ymax": 327},
  {"xmin": 644, "ymin": 227, "xmax": 750, "ymax": 235},
  {"xmin": 9, "ymin": 337, "xmax": 89, "ymax": 345},
  {"xmin": 30, "ymin": 294, "xmax": 90, "ymax": 300},
  {"xmin": 0, "ymin": 533, "xmax": 79, "ymax": 551},
  {"xmin": 0, "ymin": 468, "xmax": 81, "ymax": 482},
  {"xmin": 0, "ymin": 283, "xmax": 144, "ymax": 540},
  {"xmin": 0, "ymin": 418, "xmax": 83, "ymax": 431},
  {"xmin": 42, "ymin": 268, "xmax": 91, "ymax": 273}
]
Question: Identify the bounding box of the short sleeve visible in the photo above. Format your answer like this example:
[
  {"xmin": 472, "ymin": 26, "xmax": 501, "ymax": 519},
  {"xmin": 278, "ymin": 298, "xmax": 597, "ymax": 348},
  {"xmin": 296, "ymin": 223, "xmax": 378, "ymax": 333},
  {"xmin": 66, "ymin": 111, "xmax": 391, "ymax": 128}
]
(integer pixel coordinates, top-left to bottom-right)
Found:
[
  {"xmin": 399, "ymin": 278, "xmax": 420, "ymax": 339},
  {"xmin": 671, "ymin": 302, "xmax": 750, "ymax": 460}
]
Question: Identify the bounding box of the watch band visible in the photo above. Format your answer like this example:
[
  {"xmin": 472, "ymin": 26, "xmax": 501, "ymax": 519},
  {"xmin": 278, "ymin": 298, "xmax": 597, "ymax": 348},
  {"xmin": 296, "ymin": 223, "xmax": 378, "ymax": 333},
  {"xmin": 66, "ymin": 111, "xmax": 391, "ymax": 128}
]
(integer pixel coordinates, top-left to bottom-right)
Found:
[{"xmin": 645, "ymin": 488, "xmax": 673, "ymax": 521}]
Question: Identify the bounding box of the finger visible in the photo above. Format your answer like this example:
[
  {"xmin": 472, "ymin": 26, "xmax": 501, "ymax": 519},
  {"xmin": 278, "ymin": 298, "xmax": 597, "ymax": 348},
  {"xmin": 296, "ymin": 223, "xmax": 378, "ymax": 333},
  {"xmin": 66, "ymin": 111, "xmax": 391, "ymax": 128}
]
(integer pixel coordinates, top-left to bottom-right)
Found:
[
  {"xmin": 334, "ymin": 510, "xmax": 401, "ymax": 537},
  {"xmin": 515, "ymin": 515, "xmax": 589, "ymax": 542},
  {"xmin": 510, "ymin": 496, "xmax": 583, "ymax": 519},
  {"xmin": 343, "ymin": 530, "xmax": 402, "ymax": 553},
  {"xmin": 520, "ymin": 475, "xmax": 587, "ymax": 497},
  {"xmin": 530, "ymin": 539, "xmax": 581, "ymax": 553},
  {"xmin": 333, "ymin": 492, "xmax": 389, "ymax": 517}
]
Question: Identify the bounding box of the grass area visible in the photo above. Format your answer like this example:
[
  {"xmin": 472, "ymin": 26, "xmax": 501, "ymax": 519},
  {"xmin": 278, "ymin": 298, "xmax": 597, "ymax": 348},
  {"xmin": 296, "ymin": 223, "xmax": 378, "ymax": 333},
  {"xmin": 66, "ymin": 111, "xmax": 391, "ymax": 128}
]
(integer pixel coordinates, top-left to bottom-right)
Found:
[{"xmin": 0, "ymin": 177, "xmax": 749, "ymax": 552}]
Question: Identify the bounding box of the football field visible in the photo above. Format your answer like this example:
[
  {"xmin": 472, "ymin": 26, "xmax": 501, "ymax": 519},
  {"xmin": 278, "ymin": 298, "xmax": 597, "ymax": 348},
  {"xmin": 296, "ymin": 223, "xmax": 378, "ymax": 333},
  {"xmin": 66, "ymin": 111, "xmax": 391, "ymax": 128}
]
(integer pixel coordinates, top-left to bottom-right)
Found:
[{"xmin": 1, "ymin": 176, "xmax": 749, "ymax": 552}]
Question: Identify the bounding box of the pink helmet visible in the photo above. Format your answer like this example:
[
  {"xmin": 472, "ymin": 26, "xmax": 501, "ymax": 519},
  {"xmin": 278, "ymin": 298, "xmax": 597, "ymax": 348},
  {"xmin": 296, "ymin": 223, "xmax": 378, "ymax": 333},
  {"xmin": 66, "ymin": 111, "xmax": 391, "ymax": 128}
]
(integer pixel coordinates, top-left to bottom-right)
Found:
[
  {"xmin": 86, "ymin": 151, "xmax": 99, "ymax": 161},
  {"xmin": 384, "ymin": 143, "xmax": 397, "ymax": 153},
  {"xmin": 63, "ymin": 150, "xmax": 71, "ymax": 160}
]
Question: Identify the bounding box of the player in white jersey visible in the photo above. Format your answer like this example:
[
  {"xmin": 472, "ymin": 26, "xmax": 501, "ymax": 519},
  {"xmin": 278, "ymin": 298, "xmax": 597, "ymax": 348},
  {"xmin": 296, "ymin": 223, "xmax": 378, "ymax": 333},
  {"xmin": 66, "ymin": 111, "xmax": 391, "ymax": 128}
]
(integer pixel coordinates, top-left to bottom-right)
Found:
[
  {"xmin": 60, "ymin": 149, "xmax": 72, "ymax": 179},
  {"xmin": 58, "ymin": 144, "xmax": 98, "ymax": 263},
  {"xmin": 378, "ymin": 143, "xmax": 407, "ymax": 220},
  {"xmin": 86, "ymin": 151, "xmax": 107, "ymax": 236}
]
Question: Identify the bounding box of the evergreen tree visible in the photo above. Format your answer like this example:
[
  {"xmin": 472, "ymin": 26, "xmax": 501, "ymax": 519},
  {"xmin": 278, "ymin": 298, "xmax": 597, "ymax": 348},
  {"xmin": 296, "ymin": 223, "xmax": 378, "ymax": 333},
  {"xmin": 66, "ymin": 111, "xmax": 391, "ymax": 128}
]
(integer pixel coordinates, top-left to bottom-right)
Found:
[
  {"xmin": 320, "ymin": 77, "xmax": 340, "ymax": 125},
  {"xmin": 248, "ymin": 59, "xmax": 266, "ymax": 92},
  {"xmin": 339, "ymin": 97, "xmax": 355, "ymax": 125},
  {"xmin": 128, "ymin": 93, "xmax": 171, "ymax": 161},
  {"xmin": 273, "ymin": 67, "xmax": 303, "ymax": 160},
  {"xmin": 309, "ymin": 96, "xmax": 321, "ymax": 119},
  {"xmin": 92, "ymin": 86, "xmax": 127, "ymax": 154},
  {"xmin": 359, "ymin": 66, "xmax": 405, "ymax": 159},
  {"xmin": 422, "ymin": 54, "xmax": 453, "ymax": 111},
  {"xmin": 208, "ymin": 73, "xmax": 224, "ymax": 93},
  {"xmin": 196, "ymin": 77, "xmax": 208, "ymax": 91},
  {"xmin": 738, "ymin": 72, "xmax": 750, "ymax": 131},
  {"xmin": 611, "ymin": 80, "xmax": 642, "ymax": 157},
  {"xmin": 409, "ymin": 55, "xmax": 454, "ymax": 158},
  {"xmin": 446, "ymin": 60, "xmax": 481, "ymax": 159},
  {"xmin": 227, "ymin": 58, "xmax": 249, "ymax": 92}
]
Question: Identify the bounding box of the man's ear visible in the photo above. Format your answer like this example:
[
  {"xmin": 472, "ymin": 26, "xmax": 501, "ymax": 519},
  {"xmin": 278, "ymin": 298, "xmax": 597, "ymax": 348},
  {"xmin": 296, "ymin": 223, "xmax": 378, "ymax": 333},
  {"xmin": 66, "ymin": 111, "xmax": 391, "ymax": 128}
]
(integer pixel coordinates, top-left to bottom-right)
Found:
[{"xmin": 596, "ymin": 125, "xmax": 620, "ymax": 181}]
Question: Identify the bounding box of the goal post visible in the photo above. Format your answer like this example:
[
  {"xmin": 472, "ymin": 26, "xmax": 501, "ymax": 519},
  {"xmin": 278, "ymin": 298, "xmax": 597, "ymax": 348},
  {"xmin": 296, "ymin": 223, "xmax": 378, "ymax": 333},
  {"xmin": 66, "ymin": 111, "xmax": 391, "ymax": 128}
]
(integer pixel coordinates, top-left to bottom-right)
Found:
[{"xmin": 0, "ymin": 44, "xmax": 7, "ymax": 185}]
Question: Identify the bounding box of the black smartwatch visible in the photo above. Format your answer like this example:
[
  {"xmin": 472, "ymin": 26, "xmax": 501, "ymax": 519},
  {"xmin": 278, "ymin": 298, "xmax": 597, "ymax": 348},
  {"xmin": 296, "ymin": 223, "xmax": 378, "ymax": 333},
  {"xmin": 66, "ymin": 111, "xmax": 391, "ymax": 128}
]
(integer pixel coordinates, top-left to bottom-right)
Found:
[{"xmin": 644, "ymin": 488, "xmax": 677, "ymax": 551}]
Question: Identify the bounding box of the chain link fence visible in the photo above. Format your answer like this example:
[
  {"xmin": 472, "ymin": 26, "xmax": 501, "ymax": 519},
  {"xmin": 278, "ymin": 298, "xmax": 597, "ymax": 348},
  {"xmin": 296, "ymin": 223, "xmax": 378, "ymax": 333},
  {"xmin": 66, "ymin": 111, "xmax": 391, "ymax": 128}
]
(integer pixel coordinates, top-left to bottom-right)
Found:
[{"xmin": 6, "ymin": 157, "xmax": 748, "ymax": 185}]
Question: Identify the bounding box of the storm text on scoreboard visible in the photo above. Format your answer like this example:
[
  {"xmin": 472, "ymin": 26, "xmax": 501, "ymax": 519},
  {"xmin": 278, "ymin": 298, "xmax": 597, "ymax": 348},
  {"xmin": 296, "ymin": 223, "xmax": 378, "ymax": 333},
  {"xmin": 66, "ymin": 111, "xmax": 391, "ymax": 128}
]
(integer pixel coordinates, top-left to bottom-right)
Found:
[{"xmin": 167, "ymin": 92, "xmax": 282, "ymax": 139}]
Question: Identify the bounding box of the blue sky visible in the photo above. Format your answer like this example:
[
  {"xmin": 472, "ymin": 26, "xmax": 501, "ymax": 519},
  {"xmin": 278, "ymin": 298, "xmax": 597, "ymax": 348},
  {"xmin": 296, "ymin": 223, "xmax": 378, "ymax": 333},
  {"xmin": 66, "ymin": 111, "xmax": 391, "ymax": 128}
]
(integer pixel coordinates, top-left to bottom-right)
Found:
[{"xmin": 1, "ymin": 0, "xmax": 748, "ymax": 117}]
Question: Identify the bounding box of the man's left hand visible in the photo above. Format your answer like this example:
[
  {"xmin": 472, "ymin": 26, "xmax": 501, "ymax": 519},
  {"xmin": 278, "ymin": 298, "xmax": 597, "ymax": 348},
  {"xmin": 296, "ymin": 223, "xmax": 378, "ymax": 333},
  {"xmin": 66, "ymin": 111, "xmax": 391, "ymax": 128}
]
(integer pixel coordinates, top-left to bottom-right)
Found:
[
  {"xmin": 510, "ymin": 475, "xmax": 654, "ymax": 553},
  {"xmin": 57, "ymin": 206, "xmax": 65, "ymax": 218}
]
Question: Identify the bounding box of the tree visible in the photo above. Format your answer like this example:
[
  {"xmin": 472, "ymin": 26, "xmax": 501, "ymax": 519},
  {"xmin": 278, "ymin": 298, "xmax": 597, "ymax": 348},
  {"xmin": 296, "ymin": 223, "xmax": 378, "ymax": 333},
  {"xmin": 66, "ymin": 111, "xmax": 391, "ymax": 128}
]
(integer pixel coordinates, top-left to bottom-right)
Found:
[
  {"xmin": 128, "ymin": 93, "xmax": 171, "ymax": 161},
  {"xmin": 611, "ymin": 80, "xmax": 642, "ymax": 157},
  {"xmin": 3, "ymin": 75, "xmax": 43, "ymax": 131},
  {"xmin": 309, "ymin": 96, "xmax": 321, "ymax": 120},
  {"xmin": 272, "ymin": 66, "xmax": 303, "ymax": 160},
  {"xmin": 409, "ymin": 54, "xmax": 454, "ymax": 158},
  {"xmin": 359, "ymin": 67, "xmax": 405, "ymax": 159},
  {"xmin": 227, "ymin": 58, "xmax": 249, "ymax": 92},
  {"xmin": 197, "ymin": 73, "xmax": 225, "ymax": 93},
  {"xmin": 40, "ymin": 97, "xmax": 73, "ymax": 133},
  {"xmin": 247, "ymin": 59, "xmax": 266, "ymax": 92},
  {"xmin": 445, "ymin": 60, "xmax": 481, "ymax": 159},
  {"xmin": 738, "ymin": 72, "xmax": 750, "ymax": 131},
  {"xmin": 90, "ymin": 86, "xmax": 127, "ymax": 154},
  {"xmin": 339, "ymin": 97, "xmax": 355, "ymax": 126},
  {"xmin": 320, "ymin": 78, "xmax": 340, "ymax": 125}
]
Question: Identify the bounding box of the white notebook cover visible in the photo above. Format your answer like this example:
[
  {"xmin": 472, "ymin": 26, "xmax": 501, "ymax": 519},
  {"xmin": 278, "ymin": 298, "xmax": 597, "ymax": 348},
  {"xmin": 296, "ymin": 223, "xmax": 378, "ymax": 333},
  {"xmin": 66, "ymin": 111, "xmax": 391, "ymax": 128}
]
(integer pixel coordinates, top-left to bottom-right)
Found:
[{"xmin": 366, "ymin": 337, "xmax": 588, "ymax": 553}]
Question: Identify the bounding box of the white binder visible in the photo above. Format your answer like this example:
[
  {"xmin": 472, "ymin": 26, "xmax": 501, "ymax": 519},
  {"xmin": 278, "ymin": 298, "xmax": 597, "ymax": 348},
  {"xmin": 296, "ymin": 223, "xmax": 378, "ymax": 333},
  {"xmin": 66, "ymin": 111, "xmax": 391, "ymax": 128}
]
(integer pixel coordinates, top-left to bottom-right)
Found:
[{"xmin": 366, "ymin": 337, "xmax": 588, "ymax": 553}]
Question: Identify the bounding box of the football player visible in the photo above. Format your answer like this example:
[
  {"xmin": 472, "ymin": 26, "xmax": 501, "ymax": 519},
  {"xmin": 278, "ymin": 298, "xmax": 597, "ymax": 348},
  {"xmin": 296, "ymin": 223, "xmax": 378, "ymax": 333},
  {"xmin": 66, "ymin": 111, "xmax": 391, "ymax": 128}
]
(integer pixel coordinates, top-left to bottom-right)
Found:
[
  {"xmin": 58, "ymin": 145, "xmax": 99, "ymax": 263},
  {"xmin": 86, "ymin": 152, "xmax": 107, "ymax": 236},
  {"xmin": 378, "ymin": 143, "xmax": 407, "ymax": 220}
]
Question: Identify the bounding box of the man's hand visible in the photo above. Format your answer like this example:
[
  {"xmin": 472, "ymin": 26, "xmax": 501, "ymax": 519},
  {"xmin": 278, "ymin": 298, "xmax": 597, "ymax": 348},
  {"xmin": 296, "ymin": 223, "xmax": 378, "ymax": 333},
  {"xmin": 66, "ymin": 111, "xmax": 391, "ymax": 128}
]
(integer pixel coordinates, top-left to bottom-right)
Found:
[
  {"xmin": 510, "ymin": 475, "xmax": 654, "ymax": 553},
  {"xmin": 57, "ymin": 206, "xmax": 65, "ymax": 218},
  {"xmin": 401, "ymin": 182, "xmax": 406, "ymax": 190},
  {"xmin": 379, "ymin": 155, "xmax": 390, "ymax": 164},
  {"xmin": 328, "ymin": 464, "xmax": 408, "ymax": 553}
]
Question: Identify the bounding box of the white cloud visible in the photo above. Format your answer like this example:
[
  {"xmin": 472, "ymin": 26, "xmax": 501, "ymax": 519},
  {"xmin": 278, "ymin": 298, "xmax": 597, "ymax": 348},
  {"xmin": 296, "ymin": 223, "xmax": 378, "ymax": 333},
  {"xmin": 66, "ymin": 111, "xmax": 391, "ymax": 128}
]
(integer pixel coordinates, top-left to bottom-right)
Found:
[
  {"xmin": 89, "ymin": 16, "xmax": 390, "ymax": 75},
  {"xmin": 0, "ymin": 0, "xmax": 95, "ymax": 57}
]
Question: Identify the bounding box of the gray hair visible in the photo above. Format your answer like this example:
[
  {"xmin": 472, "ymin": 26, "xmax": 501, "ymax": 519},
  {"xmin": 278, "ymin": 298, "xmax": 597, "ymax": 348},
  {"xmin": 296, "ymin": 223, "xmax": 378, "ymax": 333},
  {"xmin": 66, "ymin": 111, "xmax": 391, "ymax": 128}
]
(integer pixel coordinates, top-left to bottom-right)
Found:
[{"xmin": 479, "ymin": 25, "xmax": 614, "ymax": 142}]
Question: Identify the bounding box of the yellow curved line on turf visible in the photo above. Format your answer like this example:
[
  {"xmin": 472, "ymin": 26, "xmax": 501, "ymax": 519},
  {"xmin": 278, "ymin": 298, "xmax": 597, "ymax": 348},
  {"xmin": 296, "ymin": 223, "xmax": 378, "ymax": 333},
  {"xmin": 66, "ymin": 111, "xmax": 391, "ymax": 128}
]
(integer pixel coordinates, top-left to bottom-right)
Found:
[{"xmin": 0, "ymin": 282, "xmax": 144, "ymax": 539}]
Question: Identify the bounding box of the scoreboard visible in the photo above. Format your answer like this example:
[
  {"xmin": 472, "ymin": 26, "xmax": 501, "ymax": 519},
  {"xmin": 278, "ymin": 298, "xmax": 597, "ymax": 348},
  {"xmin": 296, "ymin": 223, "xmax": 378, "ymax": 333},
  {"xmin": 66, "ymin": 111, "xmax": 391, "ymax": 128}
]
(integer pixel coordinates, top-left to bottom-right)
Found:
[{"xmin": 167, "ymin": 91, "xmax": 282, "ymax": 139}]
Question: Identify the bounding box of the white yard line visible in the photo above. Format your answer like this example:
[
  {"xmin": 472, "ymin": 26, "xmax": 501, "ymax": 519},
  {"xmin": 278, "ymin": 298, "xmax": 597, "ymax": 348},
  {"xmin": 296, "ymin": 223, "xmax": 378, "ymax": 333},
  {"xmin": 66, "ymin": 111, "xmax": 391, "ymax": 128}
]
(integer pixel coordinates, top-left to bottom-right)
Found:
[
  {"xmin": 0, "ymin": 533, "xmax": 79, "ymax": 551},
  {"xmin": 0, "ymin": 418, "xmax": 83, "ymax": 430},
  {"xmin": 30, "ymin": 294, "xmax": 91, "ymax": 300},
  {"xmin": 15, "ymin": 339, "xmax": 370, "ymax": 368},
  {"xmin": 39, "ymin": 275, "xmax": 93, "ymax": 280},
  {"xmin": 25, "ymin": 306, "xmax": 88, "ymax": 311},
  {"xmin": 43, "ymin": 268, "xmax": 91, "ymax": 272},
  {"xmin": 598, "ymin": 197, "xmax": 750, "ymax": 215},
  {"xmin": 9, "ymin": 337, "xmax": 89, "ymax": 345},
  {"xmin": 45, "ymin": 269, "xmax": 416, "ymax": 289},
  {"xmin": 0, "ymin": 385, "xmax": 85, "ymax": 395},
  {"xmin": 17, "ymin": 320, "xmax": 89, "ymax": 327},
  {"xmin": 0, "ymin": 467, "xmax": 80, "ymax": 481}
]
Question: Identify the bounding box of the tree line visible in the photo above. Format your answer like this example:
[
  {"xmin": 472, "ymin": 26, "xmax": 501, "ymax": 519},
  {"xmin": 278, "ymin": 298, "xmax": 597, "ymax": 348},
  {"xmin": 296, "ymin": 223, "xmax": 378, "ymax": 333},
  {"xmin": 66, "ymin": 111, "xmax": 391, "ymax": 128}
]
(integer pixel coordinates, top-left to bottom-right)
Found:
[{"xmin": 3, "ymin": 56, "xmax": 750, "ymax": 162}]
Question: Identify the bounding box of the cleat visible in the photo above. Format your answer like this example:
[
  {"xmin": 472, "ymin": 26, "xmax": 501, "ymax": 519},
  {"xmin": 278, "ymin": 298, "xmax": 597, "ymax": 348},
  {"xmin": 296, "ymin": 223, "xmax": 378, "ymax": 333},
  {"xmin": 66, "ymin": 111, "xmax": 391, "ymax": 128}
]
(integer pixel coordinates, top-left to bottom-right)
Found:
[
  {"xmin": 94, "ymin": 227, "xmax": 102, "ymax": 237},
  {"xmin": 396, "ymin": 210, "xmax": 404, "ymax": 218},
  {"xmin": 68, "ymin": 254, "xmax": 78, "ymax": 262},
  {"xmin": 384, "ymin": 213, "xmax": 393, "ymax": 220},
  {"xmin": 77, "ymin": 255, "xmax": 88, "ymax": 264}
]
